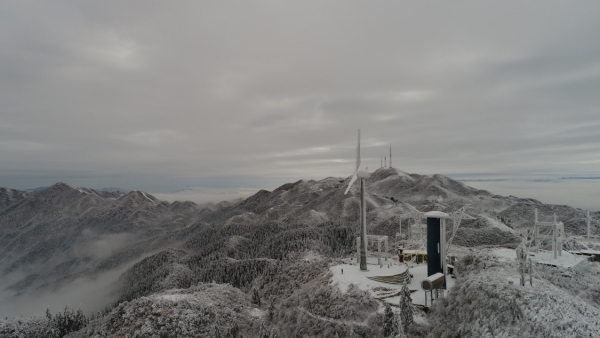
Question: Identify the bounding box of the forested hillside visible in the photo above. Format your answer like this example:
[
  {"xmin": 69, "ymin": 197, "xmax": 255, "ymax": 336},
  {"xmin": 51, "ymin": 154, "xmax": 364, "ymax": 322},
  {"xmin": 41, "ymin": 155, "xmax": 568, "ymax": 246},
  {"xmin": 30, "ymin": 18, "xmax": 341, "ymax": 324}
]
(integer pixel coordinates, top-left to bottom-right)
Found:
[{"xmin": 1, "ymin": 169, "xmax": 599, "ymax": 337}]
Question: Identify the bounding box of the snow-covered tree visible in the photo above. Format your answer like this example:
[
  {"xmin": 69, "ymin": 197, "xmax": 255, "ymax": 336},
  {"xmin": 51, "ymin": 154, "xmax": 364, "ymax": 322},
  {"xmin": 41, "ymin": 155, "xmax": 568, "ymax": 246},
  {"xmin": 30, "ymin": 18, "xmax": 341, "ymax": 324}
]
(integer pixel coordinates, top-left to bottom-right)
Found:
[
  {"xmin": 398, "ymin": 281, "xmax": 414, "ymax": 331},
  {"xmin": 36, "ymin": 305, "xmax": 89, "ymax": 338},
  {"xmin": 252, "ymin": 287, "xmax": 261, "ymax": 306},
  {"xmin": 382, "ymin": 303, "xmax": 398, "ymax": 337},
  {"xmin": 395, "ymin": 315, "xmax": 407, "ymax": 338},
  {"xmin": 270, "ymin": 328, "xmax": 279, "ymax": 338},
  {"xmin": 516, "ymin": 235, "xmax": 533, "ymax": 287},
  {"xmin": 258, "ymin": 320, "xmax": 269, "ymax": 338},
  {"xmin": 226, "ymin": 320, "xmax": 239, "ymax": 337},
  {"xmin": 268, "ymin": 301, "xmax": 275, "ymax": 321}
]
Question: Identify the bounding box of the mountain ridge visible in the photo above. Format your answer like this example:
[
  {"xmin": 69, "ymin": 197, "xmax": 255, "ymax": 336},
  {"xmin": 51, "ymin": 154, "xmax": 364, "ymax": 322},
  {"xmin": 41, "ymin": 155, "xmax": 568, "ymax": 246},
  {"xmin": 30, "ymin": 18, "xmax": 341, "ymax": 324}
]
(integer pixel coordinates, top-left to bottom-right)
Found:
[{"xmin": 0, "ymin": 169, "xmax": 598, "ymax": 322}]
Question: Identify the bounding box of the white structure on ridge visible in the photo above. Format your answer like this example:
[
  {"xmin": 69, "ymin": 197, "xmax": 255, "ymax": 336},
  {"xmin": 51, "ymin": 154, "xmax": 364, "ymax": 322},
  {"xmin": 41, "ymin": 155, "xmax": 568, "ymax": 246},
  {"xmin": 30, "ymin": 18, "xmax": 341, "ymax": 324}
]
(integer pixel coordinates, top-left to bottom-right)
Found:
[
  {"xmin": 344, "ymin": 129, "xmax": 370, "ymax": 271},
  {"xmin": 397, "ymin": 204, "xmax": 474, "ymax": 253},
  {"xmin": 397, "ymin": 204, "xmax": 427, "ymax": 250},
  {"xmin": 445, "ymin": 205, "xmax": 476, "ymax": 253},
  {"xmin": 533, "ymin": 208, "xmax": 565, "ymax": 259},
  {"xmin": 356, "ymin": 235, "xmax": 389, "ymax": 266}
]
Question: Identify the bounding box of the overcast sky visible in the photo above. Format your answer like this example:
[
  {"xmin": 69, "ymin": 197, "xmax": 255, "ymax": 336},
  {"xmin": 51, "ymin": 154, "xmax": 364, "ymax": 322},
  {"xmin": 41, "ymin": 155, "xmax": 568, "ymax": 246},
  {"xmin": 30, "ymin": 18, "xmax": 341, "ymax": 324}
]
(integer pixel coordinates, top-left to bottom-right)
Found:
[{"xmin": 1, "ymin": 1, "xmax": 599, "ymax": 204}]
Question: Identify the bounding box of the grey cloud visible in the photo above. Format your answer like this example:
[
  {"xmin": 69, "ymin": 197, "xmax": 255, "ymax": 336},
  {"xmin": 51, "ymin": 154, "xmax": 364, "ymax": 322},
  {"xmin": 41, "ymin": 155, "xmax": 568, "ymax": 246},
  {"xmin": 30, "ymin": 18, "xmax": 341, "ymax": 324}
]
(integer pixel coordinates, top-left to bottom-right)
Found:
[
  {"xmin": 0, "ymin": 264, "xmax": 128, "ymax": 318},
  {"xmin": 0, "ymin": 1, "xmax": 599, "ymax": 202}
]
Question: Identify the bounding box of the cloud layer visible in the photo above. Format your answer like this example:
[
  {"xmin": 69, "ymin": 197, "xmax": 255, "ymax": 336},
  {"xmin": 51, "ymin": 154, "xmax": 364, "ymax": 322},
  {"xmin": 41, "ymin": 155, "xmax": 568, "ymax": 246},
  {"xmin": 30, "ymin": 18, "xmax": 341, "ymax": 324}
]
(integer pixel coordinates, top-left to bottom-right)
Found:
[{"xmin": 1, "ymin": 1, "xmax": 599, "ymax": 200}]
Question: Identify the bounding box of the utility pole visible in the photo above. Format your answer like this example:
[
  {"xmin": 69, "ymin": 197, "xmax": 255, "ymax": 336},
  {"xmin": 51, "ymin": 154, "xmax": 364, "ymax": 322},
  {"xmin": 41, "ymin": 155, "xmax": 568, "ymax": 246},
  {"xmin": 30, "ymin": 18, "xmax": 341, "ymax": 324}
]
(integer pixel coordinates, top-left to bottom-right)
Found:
[
  {"xmin": 534, "ymin": 208, "xmax": 538, "ymax": 251},
  {"xmin": 553, "ymin": 214, "xmax": 557, "ymax": 259},
  {"xmin": 360, "ymin": 177, "xmax": 368, "ymax": 270},
  {"xmin": 390, "ymin": 142, "xmax": 392, "ymax": 168}
]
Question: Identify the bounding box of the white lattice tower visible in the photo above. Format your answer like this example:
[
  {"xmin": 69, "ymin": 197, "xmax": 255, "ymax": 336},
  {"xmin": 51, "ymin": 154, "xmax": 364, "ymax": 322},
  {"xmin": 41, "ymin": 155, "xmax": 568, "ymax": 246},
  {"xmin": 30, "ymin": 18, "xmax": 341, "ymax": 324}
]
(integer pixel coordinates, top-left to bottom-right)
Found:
[
  {"xmin": 446, "ymin": 205, "xmax": 476, "ymax": 253},
  {"xmin": 532, "ymin": 208, "xmax": 564, "ymax": 259}
]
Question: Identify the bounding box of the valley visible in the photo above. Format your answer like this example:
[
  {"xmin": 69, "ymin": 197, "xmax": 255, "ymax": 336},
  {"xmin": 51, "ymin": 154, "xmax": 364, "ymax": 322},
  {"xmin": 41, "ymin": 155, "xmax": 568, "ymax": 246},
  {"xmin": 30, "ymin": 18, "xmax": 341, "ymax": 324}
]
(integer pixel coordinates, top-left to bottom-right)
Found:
[{"xmin": 1, "ymin": 168, "xmax": 599, "ymax": 337}]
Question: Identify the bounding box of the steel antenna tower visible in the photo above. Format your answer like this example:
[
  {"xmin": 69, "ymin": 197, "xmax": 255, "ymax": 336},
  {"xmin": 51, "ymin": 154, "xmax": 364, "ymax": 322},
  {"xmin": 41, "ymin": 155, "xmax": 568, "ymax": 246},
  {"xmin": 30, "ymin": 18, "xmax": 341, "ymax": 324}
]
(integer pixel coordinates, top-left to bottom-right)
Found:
[{"xmin": 389, "ymin": 142, "xmax": 392, "ymax": 168}]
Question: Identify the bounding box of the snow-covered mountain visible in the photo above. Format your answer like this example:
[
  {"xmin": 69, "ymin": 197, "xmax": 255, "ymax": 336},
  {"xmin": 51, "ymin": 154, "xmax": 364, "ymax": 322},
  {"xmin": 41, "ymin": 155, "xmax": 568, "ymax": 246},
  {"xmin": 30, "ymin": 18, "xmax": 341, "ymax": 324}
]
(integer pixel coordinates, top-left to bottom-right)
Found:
[
  {"xmin": 0, "ymin": 169, "xmax": 599, "ymax": 337},
  {"xmin": 0, "ymin": 183, "xmax": 203, "ymax": 315},
  {"xmin": 0, "ymin": 187, "xmax": 28, "ymax": 211}
]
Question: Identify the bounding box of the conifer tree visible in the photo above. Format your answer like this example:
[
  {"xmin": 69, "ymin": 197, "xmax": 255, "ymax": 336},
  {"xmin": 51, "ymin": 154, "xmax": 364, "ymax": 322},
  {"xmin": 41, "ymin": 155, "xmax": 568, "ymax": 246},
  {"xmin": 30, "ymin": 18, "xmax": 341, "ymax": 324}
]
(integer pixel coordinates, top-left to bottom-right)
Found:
[
  {"xmin": 395, "ymin": 314, "xmax": 407, "ymax": 338},
  {"xmin": 398, "ymin": 281, "xmax": 414, "ymax": 331},
  {"xmin": 226, "ymin": 321, "xmax": 239, "ymax": 337},
  {"xmin": 382, "ymin": 303, "xmax": 398, "ymax": 337},
  {"xmin": 268, "ymin": 301, "xmax": 275, "ymax": 321},
  {"xmin": 258, "ymin": 321, "xmax": 269, "ymax": 338},
  {"xmin": 252, "ymin": 287, "xmax": 261, "ymax": 306},
  {"xmin": 75, "ymin": 307, "xmax": 88, "ymax": 330}
]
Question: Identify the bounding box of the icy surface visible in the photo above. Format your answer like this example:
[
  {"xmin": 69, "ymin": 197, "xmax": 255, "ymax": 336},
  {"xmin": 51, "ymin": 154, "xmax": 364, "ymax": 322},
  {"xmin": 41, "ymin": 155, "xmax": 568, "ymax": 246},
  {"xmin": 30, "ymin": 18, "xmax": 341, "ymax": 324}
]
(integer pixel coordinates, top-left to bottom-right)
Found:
[
  {"xmin": 1, "ymin": 169, "xmax": 599, "ymax": 336},
  {"xmin": 529, "ymin": 250, "xmax": 587, "ymax": 268},
  {"xmin": 428, "ymin": 250, "xmax": 600, "ymax": 338},
  {"xmin": 330, "ymin": 258, "xmax": 455, "ymax": 307},
  {"xmin": 483, "ymin": 216, "xmax": 516, "ymax": 234},
  {"xmin": 424, "ymin": 211, "xmax": 449, "ymax": 218},
  {"xmin": 329, "ymin": 259, "xmax": 408, "ymax": 294},
  {"xmin": 489, "ymin": 247, "xmax": 518, "ymax": 262}
]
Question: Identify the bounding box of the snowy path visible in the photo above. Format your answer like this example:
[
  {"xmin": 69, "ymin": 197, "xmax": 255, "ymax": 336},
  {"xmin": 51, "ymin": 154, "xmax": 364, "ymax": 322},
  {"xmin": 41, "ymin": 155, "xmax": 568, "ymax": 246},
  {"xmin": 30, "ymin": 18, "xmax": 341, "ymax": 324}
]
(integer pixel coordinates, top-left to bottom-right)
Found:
[{"xmin": 365, "ymin": 192, "xmax": 380, "ymax": 208}]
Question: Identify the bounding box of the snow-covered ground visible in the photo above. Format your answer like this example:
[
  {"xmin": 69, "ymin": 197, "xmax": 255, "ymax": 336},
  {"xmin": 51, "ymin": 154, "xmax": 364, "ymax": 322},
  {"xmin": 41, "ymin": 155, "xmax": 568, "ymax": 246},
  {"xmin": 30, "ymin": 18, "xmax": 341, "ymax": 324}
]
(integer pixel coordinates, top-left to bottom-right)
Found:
[
  {"xmin": 384, "ymin": 264, "xmax": 455, "ymax": 307},
  {"xmin": 427, "ymin": 247, "xmax": 600, "ymax": 338},
  {"xmin": 302, "ymin": 250, "xmax": 325, "ymax": 262},
  {"xmin": 577, "ymin": 249, "xmax": 600, "ymax": 255},
  {"xmin": 332, "ymin": 245, "xmax": 588, "ymax": 312},
  {"xmin": 488, "ymin": 247, "xmax": 518, "ymax": 262},
  {"xmin": 329, "ymin": 258, "xmax": 407, "ymax": 294},
  {"xmin": 249, "ymin": 307, "xmax": 265, "ymax": 318},
  {"xmin": 529, "ymin": 249, "xmax": 587, "ymax": 268},
  {"xmin": 329, "ymin": 257, "xmax": 455, "ymax": 307},
  {"xmin": 575, "ymin": 237, "xmax": 600, "ymax": 245},
  {"xmin": 487, "ymin": 246, "xmax": 587, "ymax": 269},
  {"xmin": 483, "ymin": 216, "xmax": 516, "ymax": 234}
]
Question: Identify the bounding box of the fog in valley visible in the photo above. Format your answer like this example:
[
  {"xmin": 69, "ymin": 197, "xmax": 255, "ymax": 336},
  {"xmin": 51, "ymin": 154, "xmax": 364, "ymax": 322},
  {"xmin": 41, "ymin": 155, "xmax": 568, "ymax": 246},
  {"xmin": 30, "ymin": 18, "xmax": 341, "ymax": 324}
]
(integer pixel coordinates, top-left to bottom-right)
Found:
[{"xmin": 1, "ymin": 1, "xmax": 600, "ymax": 337}]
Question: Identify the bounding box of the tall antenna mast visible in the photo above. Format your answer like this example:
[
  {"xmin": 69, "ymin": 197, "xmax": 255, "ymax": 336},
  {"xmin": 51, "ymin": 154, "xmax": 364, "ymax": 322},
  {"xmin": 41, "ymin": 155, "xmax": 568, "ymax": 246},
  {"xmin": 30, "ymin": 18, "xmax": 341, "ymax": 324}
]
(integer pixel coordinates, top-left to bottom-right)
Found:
[
  {"xmin": 381, "ymin": 155, "xmax": 383, "ymax": 169},
  {"xmin": 385, "ymin": 155, "xmax": 387, "ymax": 168},
  {"xmin": 344, "ymin": 129, "xmax": 370, "ymax": 271},
  {"xmin": 390, "ymin": 142, "xmax": 392, "ymax": 168}
]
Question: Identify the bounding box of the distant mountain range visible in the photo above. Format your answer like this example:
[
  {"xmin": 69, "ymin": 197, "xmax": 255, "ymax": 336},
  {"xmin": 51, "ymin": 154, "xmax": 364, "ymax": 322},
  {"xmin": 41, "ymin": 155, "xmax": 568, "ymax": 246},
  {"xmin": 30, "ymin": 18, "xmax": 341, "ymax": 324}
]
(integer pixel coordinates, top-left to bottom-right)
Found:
[
  {"xmin": 0, "ymin": 168, "xmax": 598, "ymax": 326},
  {"xmin": 24, "ymin": 186, "xmax": 128, "ymax": 193}
]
